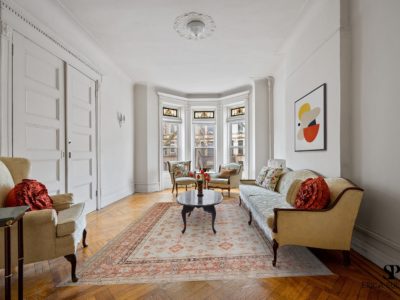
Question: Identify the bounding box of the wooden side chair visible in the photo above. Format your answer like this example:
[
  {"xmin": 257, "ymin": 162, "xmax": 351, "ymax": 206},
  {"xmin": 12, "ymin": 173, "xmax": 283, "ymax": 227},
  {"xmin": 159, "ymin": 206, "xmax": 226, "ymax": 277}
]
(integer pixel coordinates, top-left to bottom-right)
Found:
[
  {"xmin": 167, "ymin": 161, "xmax": 197, "ymax": 196},
  {"xmin": 208, "ymin": 163, "xmax": 243, "ymax": 197}
]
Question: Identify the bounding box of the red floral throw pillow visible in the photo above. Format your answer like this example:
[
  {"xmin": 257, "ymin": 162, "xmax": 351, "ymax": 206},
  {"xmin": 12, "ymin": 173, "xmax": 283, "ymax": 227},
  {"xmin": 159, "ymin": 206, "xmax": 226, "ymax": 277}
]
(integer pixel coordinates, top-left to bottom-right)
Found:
[
  {"xmin": 6, "ymin": 179, "xmax": 53, "ymax": 211},
  {"xmin": 295, "ymin": 177, "xmax": 330, "ymax": 209}
]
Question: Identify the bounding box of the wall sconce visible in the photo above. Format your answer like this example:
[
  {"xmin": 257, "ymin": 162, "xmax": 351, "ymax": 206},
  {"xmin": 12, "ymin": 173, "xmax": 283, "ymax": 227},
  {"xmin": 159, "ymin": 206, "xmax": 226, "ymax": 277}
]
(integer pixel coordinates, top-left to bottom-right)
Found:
[{"xmin": 117, "ymin": 112, "xmax": 126, "ymax": 127}]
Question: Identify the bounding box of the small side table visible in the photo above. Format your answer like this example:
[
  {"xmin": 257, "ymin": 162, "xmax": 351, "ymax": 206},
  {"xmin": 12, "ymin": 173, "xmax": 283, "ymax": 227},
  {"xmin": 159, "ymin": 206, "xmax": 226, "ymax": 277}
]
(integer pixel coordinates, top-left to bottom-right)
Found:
[{"xmin": 0, "ymin": 206, "xmax": 29, "ymax": 300}]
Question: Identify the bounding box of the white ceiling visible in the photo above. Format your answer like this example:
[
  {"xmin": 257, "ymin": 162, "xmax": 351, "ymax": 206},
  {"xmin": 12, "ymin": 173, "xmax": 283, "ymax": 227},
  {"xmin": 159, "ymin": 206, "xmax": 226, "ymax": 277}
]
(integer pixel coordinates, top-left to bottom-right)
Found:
[{"xmin": 57, "ymin": 0, "xmax": 307, "ymax": 93}]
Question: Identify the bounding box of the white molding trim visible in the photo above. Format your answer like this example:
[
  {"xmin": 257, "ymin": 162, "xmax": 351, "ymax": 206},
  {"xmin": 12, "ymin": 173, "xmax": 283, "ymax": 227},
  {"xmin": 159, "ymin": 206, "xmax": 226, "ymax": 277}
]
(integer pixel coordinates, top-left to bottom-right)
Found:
[
  {"xmin": 0, "ymin": 20, "xmax": 13, "ymax": 156},
  {"xmin": 135, "ymin": 183, "xmax": 160, "ymax": 193},
  {"xmin": 157, "ymin": 90, "xmax": 251, "ymax": 102},
  {"xmin": 0, "ymin": 0, "xmax": 101, "ymax": 77},
  {"xmin": 352, "ymin": 225, "xmax": 400, "ymax": 267},
  {"xmin": 100, "ymin": 186, "xmax": 134, "ymax": 208}
]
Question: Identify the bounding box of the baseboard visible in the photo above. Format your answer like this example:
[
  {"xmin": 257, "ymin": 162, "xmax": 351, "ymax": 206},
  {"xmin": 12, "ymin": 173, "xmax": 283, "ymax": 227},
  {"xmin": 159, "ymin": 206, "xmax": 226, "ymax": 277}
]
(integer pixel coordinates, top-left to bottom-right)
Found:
[
  {"xmin": 134, "ymin": 182, "xmax": 160, "ymax": 193},
  {"xmin": 101, "ymin": 186, "xmax": 134, "ymax": 208},
  {"xmin": 352, "ymin": 225, "xmax": 400, "ymax": 267}
]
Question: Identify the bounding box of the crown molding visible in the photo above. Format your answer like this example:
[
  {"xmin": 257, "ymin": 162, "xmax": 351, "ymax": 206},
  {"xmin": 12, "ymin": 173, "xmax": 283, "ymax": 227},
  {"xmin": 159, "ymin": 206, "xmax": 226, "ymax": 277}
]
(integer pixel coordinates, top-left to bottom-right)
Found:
[{"xmin": 0, "ymin": 0, "xmax": 101, "ymax": 76}]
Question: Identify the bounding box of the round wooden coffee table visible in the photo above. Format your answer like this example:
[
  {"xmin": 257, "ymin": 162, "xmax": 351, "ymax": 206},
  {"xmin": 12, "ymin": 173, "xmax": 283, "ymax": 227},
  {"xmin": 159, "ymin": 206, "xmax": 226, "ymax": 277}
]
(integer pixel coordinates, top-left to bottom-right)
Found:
[{"xmin": 176, "ymin": 190, "xmax": 223, "ymax": 234}]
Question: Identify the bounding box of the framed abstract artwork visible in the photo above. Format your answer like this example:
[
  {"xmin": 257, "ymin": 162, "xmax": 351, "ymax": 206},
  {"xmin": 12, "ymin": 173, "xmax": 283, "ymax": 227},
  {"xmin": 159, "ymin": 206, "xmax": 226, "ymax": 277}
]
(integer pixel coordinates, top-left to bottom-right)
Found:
[{"xmin": 294, "ymin": 83, "xmax": 326, "ymax": 151}]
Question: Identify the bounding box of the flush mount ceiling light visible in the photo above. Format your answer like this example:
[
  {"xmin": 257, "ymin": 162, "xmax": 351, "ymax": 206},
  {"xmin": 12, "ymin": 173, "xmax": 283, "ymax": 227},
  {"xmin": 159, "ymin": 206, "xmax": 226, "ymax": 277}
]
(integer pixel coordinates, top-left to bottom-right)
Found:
[{"xmin": 174, "ymin": 12, "xmax": 216, "ymax": 40}]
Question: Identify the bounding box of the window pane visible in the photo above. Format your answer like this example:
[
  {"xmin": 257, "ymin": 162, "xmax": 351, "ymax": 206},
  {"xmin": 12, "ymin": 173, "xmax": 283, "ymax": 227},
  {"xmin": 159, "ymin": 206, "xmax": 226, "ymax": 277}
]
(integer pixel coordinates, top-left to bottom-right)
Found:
[
  {"xmin": 194, "ymin": 124, "xmax": 215, "ymax": 147},
  {"xmin": 230, "ymin": 122, "xmax": 245, "ymax": 147},
  {"xmin": 195, "ymin": 148, "xmax": 215, "ymax": 170},
  {"xmin": 230, "ymin": 148, "xmax": 245, "ymax": 166},
  {"xmin": 230, "ymin": 122, "xmax": 246, "ymax": 174},
  {"xmin": 163, "ymin": 122, "xmax": 179, "ymax": 171}
]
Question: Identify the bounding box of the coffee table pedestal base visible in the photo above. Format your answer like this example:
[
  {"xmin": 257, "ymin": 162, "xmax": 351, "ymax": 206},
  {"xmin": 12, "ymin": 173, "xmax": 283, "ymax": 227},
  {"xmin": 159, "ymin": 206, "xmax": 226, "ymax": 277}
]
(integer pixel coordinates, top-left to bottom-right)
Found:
[{"xmin": 181, "ymin": 205, "xmax": 216, "ymax": 234}]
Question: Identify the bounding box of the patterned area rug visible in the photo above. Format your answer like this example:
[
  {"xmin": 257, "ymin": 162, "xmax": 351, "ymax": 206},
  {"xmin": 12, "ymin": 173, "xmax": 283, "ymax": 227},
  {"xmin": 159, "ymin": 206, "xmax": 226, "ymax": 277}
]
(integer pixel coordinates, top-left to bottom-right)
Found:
[{"xmin": 64, "ymin": 202, "xmax": 331, "ymax": 285}]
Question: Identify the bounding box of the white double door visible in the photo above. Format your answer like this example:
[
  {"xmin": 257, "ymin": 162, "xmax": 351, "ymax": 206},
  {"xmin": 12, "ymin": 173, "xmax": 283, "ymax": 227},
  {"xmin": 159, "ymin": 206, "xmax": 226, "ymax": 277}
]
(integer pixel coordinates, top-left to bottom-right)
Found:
[{"xmin": 12, "ymin": 32, "xmax": 98, "ymax": 213}]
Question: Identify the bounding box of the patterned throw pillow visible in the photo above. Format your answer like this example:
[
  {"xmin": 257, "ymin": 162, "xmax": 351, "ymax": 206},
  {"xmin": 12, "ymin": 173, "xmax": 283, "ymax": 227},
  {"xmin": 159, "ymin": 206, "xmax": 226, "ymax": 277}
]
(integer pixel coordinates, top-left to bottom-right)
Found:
[
  {"xmin": 255, "ymin": 166, "xmax": 269, "ymax": 186},
  {"xmin": 261, "ymin": 168, "xmax": 284, "ymax": 191},
  {"xmin": 218, "ymin": 168, "xmax": 237, "ymax": 179},
  {"xmin": 6, "ymin": 179, "xmax": 53, "ymax": 211},
  {"xmin": 173, "ymin": 163, "xmax": 189, "ymax": 178},
  {"xmin": 295, "ymin": 177, "xmax": 330, "ymax": 209}
]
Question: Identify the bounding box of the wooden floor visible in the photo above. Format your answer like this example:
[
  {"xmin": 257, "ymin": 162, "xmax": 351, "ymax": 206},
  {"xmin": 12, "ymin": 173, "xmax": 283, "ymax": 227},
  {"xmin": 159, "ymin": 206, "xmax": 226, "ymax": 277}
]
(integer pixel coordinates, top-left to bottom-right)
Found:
[{"xmin": 1, "ymin": 189, "xmax": 399, "ymax": 299}]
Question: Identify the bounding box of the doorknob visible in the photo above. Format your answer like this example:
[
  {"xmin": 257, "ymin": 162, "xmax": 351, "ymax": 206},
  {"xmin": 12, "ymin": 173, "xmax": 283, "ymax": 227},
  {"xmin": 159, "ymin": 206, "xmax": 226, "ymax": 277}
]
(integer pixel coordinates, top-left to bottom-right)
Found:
[{"xmin": 68, "ymin": 140, "xmax": 72, "ymax": 144}]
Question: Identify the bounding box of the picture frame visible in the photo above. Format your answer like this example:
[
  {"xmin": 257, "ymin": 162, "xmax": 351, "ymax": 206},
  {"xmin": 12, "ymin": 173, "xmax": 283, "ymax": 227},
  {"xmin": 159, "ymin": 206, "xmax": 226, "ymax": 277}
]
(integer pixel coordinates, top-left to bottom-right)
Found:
[{"xmin": 294, "ymin": 83, "xmax": 326, "ymax": 152}]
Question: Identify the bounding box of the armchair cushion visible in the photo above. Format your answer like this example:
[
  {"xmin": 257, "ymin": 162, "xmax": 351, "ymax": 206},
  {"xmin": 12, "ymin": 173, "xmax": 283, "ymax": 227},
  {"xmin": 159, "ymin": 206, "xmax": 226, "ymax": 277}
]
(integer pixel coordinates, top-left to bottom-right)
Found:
[
  {"xmin": 57, "ymin": 202, "xmax": 85, "ymax": 237},
  {"xmin": 218, "ymin": 168, "xmax": 236, "ymax": 179},
  {"xmin": 175, "ymin": 177, "xmax": 196, "ymax": 185},
  {"xmin": 209, "ymin": 178, "xmax": 229, "ymax": 185},
  {"xmin": 51, "ymin": 193, "xmax": 74, "ymax": 212},
  {"xmin": 6, "ymin": 179, "xmax": 53, "ymax": 210},
  {"xmin": 172, "ymin": 163, "xmax": 190, "ymax": 178}
]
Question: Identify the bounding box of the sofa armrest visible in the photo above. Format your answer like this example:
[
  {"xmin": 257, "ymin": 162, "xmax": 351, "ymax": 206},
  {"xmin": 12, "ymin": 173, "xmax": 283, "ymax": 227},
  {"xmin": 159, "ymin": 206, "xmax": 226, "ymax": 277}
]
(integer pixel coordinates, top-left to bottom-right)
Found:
[
  {"xmin": 51, "ymin": 193, "xmax": 74, "ymax": 211},
  {"xmin": 240, "ymin": 179, "xmax": 257, "ymax": 185},
  {"xmin": 272, "ymin": 187, "xmax": 363, "ymax": 249}
]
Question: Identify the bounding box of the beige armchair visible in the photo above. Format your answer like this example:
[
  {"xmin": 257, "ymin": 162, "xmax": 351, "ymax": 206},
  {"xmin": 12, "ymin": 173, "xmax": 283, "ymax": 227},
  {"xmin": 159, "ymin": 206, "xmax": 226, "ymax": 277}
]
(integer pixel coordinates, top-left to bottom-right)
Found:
[
  {"xmin": 208, "ymin": 163, "xmax": 243, "ymax": 197},
  {"xmin": 167, "ymin": 161, "xmax": 197, "ymax": 196},
  {"xmin": 0, "ymin": 157, "xmax": 87, "ymax": 282}
]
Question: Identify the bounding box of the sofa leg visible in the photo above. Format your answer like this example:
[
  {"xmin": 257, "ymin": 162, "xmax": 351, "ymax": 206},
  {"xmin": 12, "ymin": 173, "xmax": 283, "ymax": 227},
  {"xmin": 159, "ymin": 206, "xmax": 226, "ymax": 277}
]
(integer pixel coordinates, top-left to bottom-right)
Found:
[
  {"xmin": 272, "ymin": 240, "xmax": 279, "ymax": 267},
  {"xmin": 64, "ymin": 254, "xmax": 79, "ymax": 282},
  {"xmin": 82, "ymin": 228, "xmax": 88, "ymax": 248},
  {"xmin": 239, "ymin": 196, "xmax": 242, "ymax": 206},
  {"xmin": 342, "ymin": 250, "xmax": 351, "ymax": 266},
  {"xmin": 228, "ymin": 188, "xmax": 230, "ymax": 197},
  {"xmin": 248, "ymin": 211, "xmax": 252, "ymax": 225}
]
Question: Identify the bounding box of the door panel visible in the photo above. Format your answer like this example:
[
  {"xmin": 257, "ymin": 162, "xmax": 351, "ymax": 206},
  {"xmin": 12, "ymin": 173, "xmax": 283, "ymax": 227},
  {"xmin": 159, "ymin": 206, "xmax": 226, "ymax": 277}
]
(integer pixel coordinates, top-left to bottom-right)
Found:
[
  {"xmin": 12, "ymin": 32, "xmax": 65, "ymax": 195},
  {"xmin": 66, "ymin": 65, "xmax": 97, "ymax": 212}
]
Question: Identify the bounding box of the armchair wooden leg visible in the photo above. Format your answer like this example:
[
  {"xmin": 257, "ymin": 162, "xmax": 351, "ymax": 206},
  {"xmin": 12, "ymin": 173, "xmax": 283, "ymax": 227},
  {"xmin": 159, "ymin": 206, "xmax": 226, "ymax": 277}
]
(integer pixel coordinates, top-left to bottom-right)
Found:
[
  {"xmin": 82, "ymin": 229, "xmax": 88, "ymax": 248},
  {"xmin": 64, "ymin": 254, "xmax": 79, "ymax": 282},
  {"xmin": 186, "ymin": 185, "xmax": 188, "ymax": 191},
  {"xmin": 228, "ymin": 188, "xmax": 230, "ymax": 197},
  {"xmin": 342, "ymin": 250, "xmax": 351, "ymax": 266},
  {"xmin": 172, "ymin": 184, "xmax": 175, "ymax": 194},
  {"xmin": 272, "ymin": 240, "xmax": 279, "ymax": 267},
  {"xmin": 176, "ymin": 184, "xmax": 178, "ymax": 196}
]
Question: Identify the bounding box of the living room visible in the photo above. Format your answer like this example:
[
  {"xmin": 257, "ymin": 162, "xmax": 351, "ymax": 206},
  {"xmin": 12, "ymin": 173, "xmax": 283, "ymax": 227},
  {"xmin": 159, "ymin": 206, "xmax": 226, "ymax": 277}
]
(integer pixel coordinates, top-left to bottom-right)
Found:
[{"xmin": 0, "ymin": 0, "xmax": 399, "ymax": 299}]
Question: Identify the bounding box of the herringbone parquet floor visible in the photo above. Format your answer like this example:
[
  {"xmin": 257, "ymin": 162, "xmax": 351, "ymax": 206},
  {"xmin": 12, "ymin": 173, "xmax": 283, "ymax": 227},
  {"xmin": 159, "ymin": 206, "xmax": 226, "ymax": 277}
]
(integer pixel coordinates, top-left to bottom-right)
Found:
[{"xmin": 1, "ymin": 189, "xmax": 399, "ymax": 299}]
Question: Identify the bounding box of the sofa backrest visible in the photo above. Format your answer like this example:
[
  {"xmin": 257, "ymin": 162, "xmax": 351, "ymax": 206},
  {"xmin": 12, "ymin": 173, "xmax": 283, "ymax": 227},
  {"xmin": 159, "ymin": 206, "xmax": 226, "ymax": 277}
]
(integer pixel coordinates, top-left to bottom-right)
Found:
[
  {"xmin": 276, "ymin": 169, "xmax": 319, "ymax": 196},
  {"xmin": 324, "ymin": 177, "xmax": 356, "ymax": 205}
]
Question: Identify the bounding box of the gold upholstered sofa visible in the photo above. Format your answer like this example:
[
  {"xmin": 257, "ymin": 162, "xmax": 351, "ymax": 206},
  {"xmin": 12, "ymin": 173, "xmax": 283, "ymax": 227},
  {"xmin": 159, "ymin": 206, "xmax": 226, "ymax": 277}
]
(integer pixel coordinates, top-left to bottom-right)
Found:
[{"xmin": 239, "ymin": 167, "xmax": 364, "ymax": 267}]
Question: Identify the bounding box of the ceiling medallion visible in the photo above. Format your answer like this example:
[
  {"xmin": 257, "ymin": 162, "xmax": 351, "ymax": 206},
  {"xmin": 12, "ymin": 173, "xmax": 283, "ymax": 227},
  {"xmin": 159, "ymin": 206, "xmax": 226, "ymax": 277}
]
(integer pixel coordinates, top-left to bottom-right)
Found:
[{"xmin": 174, "ymin": 12, "xmax": 216, "ymax": 40}]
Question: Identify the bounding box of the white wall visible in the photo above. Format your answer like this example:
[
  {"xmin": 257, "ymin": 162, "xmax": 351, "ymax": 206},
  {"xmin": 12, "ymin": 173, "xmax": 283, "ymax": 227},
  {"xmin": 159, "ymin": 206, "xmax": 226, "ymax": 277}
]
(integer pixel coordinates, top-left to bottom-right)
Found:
[
  {"xmin": 348, "ymin": 0, "xmax": 400, "ymax": 266},
  {"xmin": 273, "ymin": 0, "xmax": 342, "ymax": 177},
  {"xmin": 2, "ymin": 0, "xmax": 135, "ymax": 207},
  {"xmin": 134, "ymin": 83, "xmax": 160, "ymax": 192}
]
